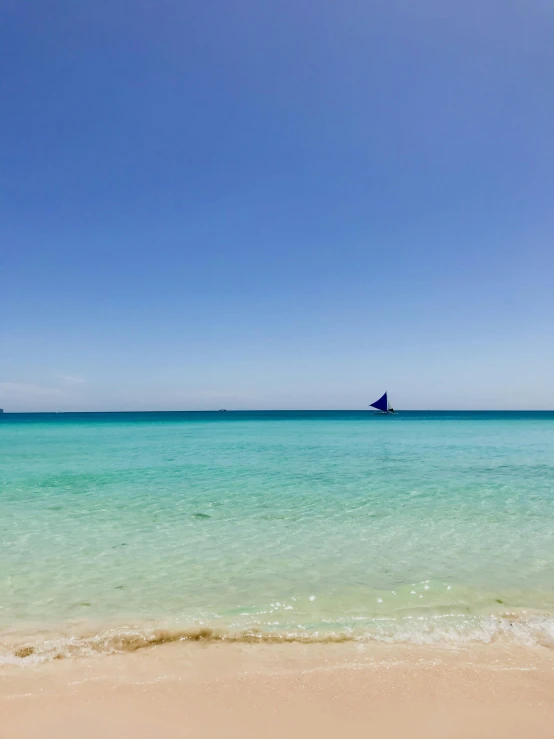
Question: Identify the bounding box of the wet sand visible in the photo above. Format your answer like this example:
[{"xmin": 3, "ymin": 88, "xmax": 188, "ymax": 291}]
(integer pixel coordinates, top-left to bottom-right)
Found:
[{"xmin": 1, "ymin": 643, "xmax": 553, "ymax": 738}]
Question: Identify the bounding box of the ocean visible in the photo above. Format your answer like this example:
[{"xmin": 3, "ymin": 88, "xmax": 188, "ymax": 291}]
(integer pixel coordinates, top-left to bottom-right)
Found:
[{"xmin": 1, "ymin": 411, "xmax": 554, "ymax": 663}]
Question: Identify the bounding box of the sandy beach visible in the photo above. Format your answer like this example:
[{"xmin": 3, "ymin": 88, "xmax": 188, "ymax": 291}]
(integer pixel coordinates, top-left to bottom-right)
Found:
[{"xmin": 2, "ymin": 642, "xmax": 553, "ymax": 738}]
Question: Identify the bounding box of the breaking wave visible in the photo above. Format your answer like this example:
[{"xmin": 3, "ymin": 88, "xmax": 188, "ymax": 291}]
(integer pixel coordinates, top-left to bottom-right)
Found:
[{"xmin": 3, "ymin": 610, "xmax": 554, "ymax": 666}]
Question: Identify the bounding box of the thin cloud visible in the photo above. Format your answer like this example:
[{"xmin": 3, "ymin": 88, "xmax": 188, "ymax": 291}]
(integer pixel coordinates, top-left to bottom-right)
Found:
[
  {"xmin": 58, "ymin": 375, "xmax": 87, "ymax": 384},
  {"xmin": 0, "ymin": 382, "xmax": 63, "ymax": 399}
]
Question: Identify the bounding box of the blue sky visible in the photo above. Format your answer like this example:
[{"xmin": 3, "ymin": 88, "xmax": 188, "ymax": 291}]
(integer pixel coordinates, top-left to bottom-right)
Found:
[{"xmin": 1, "ymin": 0, "xmax": 553, "ymax": 410}]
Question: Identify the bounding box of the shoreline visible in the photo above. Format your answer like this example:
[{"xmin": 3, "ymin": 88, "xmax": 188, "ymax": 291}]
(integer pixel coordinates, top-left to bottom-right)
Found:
[
  {"xmin": 2, "ymin": 642, "xmax": 554, "ymax": 738},
  {"xmin": 2, "ymin": 604, "xmax": 554, "ymax": 667}
]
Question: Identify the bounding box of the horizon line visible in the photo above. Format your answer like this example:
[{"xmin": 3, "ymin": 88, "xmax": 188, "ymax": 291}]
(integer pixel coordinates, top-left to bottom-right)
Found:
[{"xmin": 1, "ymin": 409, "xmax": 554, "ymax": 415}]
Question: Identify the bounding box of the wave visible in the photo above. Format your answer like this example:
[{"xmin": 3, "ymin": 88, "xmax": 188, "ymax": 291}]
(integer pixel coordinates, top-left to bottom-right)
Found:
[
  {"xmin": 2, "ymin": 611, "xmax": 554, "ymax": 666},
  {"xmin": 3, "ymin": 627, "xmax": 354, "ymax": 665}
]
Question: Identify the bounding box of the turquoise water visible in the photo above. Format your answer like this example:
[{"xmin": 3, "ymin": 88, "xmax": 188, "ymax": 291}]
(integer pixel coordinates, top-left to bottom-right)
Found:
[{"xmin": 1, "ymin": 411, "xmax": 554, "ymax": 661}]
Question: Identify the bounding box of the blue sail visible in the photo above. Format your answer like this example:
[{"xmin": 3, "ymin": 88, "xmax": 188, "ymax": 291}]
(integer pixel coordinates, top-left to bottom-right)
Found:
[{"xmin": 370, "ymin": 392, "xmax": 388, "ymax": 412}]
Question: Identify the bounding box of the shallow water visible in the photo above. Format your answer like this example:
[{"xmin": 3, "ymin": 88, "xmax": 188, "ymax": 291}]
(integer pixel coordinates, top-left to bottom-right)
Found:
[{"xmin": 1, "ymin": 411, "xmax": 554, "ymax": 662}]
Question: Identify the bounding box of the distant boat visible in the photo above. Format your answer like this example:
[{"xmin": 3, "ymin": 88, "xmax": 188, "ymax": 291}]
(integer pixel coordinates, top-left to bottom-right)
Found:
[{"xmin": 369, "ymin": 392, "xmax": 396, "ymax": 414}]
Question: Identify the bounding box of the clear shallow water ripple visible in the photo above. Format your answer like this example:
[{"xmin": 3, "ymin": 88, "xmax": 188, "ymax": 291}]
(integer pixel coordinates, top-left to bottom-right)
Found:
[{"xmin": 1, "ymin": 411, "xmax": 554, "ymax": 661}]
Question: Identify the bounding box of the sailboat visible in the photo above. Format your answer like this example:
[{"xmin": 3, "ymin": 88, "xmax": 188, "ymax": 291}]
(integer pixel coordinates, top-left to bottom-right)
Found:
[{"xmin": 369, "ymin": 392, "xmax": 395, "ymax": 414}]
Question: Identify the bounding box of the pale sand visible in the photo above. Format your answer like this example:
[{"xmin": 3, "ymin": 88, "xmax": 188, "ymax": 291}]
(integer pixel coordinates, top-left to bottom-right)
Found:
[{"xmin": 1, "ymin": 643, "xmax": 553, "ymax": 738}]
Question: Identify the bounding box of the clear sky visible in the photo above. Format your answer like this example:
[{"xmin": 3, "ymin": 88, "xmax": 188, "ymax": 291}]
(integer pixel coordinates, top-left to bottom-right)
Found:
[{"xmin": 1, "ymin": 0, "xmax": 553, "ymax": 411}]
